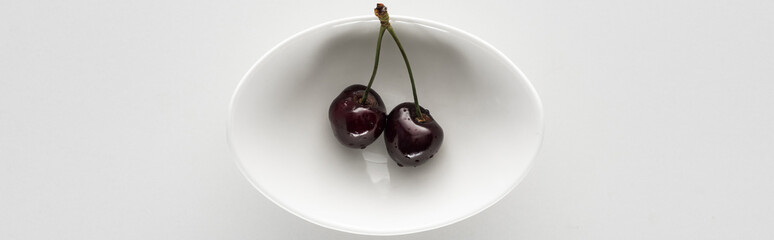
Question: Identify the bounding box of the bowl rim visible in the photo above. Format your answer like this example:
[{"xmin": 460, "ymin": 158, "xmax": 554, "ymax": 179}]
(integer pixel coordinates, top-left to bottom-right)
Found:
[{"xmin": 227, "ymin": 15, "xmax": 545, "ymax": 236}]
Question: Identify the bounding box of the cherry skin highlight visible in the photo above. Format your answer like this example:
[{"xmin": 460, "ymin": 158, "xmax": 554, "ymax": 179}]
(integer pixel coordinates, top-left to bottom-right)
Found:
[
  {"xmin": 384, "ymin": 102, "xmax": 444, "ymax": 167},
  {"xmin": 328, "ymin": 84, "xmax": 387, "ymax": 149}
]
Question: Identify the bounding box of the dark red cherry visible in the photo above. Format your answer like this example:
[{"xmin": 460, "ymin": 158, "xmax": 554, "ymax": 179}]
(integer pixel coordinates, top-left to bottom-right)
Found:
[
  {"xmin": 328, "ymin": 84, "xmax": 387, "ymax": 149},
  {"xmin": 384, "ymin": 102, "xmax": 444, "ymax": 167}
]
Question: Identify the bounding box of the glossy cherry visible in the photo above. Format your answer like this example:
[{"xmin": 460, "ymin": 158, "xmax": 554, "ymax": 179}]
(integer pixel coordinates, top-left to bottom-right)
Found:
[
  {"xmin": 384, "ymin": 102, "xmax": 443, "ymax": 167},
  {"xmin": 374, "ymin": 4, "xmax": 444, "ymax": 166},
  {"xmin": 328, "ymin": 84, "xmax": 387, "ymax": 149}
]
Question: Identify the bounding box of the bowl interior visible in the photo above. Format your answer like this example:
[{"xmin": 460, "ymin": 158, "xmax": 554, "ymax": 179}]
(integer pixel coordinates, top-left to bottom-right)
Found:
[{"xmin": 229, "ymin": 16, "xmax": 543, "ymax": 235}]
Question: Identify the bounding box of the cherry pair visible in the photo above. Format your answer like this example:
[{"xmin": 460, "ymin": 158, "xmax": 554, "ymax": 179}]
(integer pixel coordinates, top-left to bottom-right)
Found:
[{"xmin": 328, "ymin": 4, "xmax": 443, "ymax": 167}]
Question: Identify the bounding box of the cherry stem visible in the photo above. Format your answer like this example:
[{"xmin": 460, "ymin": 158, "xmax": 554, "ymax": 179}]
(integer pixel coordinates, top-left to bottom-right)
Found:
[
  {"xmin": 360, "ymin": 27, "xmax": 387, "ymax": 104},
  {"xmin": 386, "ymin": 26, "xmax": 423, "ymax": 120}
]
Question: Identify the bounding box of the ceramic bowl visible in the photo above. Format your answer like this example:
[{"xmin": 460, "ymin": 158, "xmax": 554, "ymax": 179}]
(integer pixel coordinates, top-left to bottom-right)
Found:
[{"xmin": 228, "ymin": 16, "xmax": 543, "ymax": 235}]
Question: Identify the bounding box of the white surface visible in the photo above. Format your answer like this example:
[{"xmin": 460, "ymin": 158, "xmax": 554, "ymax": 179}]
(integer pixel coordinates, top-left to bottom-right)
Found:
[
  {"xmin": 1, "ymin": 0, "xmax": 773, "ymax": 239},
  {"xmin": 228, "ymin": 16, "xmax": 542, "ymax": 235}
]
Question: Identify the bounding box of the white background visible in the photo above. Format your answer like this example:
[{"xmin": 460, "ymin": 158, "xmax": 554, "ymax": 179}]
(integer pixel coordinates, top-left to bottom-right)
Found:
[{"xmin": 2, "ymin": 0, "xmax": 773, "ymax": 239}]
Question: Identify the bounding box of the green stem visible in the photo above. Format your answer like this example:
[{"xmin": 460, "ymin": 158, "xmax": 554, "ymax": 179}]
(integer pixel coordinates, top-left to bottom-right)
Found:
[
  {"xmin": 386, "ymin": 26, "xmax": 423, "ymax": 119},
  {"xmin": 361, "ymin": 27, "xmax": 387, "ymax": 104}
]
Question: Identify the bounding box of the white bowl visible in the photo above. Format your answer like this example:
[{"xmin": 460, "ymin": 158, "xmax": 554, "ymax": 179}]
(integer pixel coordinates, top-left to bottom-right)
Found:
[{"xmin": 228, "ymin": 16, "xmax": 543, "ymax": 235}]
